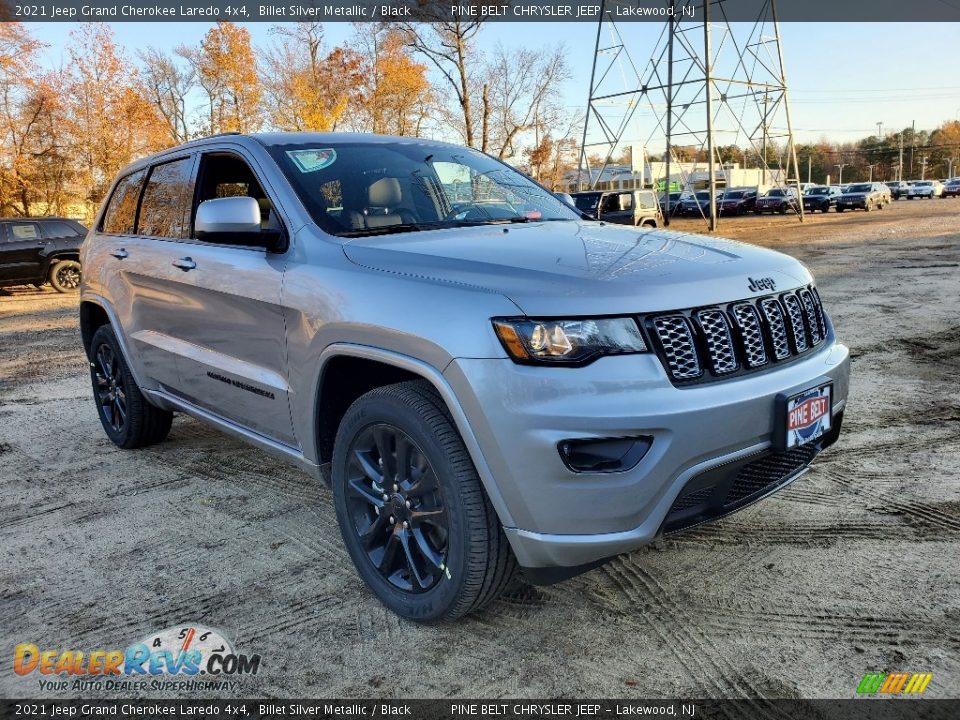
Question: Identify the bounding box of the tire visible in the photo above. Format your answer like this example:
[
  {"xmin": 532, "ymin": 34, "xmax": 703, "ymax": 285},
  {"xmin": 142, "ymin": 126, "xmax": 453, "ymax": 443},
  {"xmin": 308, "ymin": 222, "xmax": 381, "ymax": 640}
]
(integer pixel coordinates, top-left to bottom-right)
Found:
[
  {"xmin": 836, "ymin": 207, "xmax": 845, "ymax": 213},
  {"xmin": 88, "ymin": 325, "xmax": 173, "ymax": 449},
  {"xmin": 49, "ymin": 260, "xmax": 81, "ymax": 293},
  {"xmin": 821, "ymin": 202, "xmax": 830, "ymax": 213},
  {"xmin": 332, "ymin": 380, "xmax": 517, "ymax": 622},
  {"xmin": 778, "ymin": 203, "xmax": 787, "ymax": 214}
]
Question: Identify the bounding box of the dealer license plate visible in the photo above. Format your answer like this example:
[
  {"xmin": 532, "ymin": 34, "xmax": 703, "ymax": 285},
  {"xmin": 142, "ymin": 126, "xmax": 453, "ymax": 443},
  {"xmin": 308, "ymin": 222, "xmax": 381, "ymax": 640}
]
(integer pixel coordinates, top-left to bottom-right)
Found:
[{"xmin": 784, "ymin": 383, "xmax": 832, "ymax": 448}]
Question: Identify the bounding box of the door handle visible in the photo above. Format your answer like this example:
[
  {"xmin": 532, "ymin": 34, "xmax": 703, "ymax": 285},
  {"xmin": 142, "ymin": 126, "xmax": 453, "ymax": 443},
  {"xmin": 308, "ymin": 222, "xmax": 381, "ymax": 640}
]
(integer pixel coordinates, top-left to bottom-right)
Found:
[
  {"xmin": 172, "ymin": 257, "xmax": 196, "ymax": 271},
  {"xmin": 110, "ymin": 248, "xmax": 129, "ymax": 260}
]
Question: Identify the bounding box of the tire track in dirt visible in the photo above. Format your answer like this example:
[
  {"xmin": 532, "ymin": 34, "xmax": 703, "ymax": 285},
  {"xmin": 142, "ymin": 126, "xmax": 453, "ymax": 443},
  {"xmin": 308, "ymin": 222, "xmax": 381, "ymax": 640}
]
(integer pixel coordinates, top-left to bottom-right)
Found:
[{"xmin": 591, "ymin": 559, "xmax": 785, "ymax": 714}]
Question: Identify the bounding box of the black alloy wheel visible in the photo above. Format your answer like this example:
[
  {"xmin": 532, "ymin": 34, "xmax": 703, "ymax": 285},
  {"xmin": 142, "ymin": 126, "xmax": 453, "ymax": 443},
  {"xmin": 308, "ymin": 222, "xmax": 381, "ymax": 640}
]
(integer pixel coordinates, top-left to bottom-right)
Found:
[
  {"xmin": 344, "ymin": 423, "xmax": 448, "ymax": 593},
  {"xmin": 94, "ymin": 342, "xmax": 126, "ymax": 434},
  {"xmin": 56, "ymin": 263, "xmax": 81, "ymax": 289}
]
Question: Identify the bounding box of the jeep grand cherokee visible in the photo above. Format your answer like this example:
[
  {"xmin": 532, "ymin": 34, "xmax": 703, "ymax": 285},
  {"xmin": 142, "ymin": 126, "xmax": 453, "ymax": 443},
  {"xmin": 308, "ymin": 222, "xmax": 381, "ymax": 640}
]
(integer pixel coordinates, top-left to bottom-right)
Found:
[{"xmin": 80, "ymin": 133, "xmax": 849, "ymax": 621}]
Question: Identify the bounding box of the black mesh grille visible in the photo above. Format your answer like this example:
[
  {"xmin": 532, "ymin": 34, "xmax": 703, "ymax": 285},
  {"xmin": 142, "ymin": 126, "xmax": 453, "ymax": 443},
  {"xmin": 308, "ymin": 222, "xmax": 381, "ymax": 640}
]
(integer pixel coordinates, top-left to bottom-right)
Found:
[
  {"xmin": 670, "ymin": 486, "xmax": 715, "ymax": 513},
  {"xmin": 724, "ymin": 445, "xmax": 818, "ymax": 507},
  {"xmin": 648, "ymin": 285, "xmax": 828, "ymax": 384}
]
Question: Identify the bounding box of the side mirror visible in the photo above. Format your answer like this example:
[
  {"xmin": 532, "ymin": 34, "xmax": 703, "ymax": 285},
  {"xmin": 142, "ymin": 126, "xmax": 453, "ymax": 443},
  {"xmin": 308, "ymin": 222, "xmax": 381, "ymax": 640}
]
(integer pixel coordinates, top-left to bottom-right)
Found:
[
  {"xmin": 553, "ymin": 191, "xmax": 575, "ymax": 207},
  {"xmin": 195, "ymin": 197, "xmax": 286, "ymax": 251}
]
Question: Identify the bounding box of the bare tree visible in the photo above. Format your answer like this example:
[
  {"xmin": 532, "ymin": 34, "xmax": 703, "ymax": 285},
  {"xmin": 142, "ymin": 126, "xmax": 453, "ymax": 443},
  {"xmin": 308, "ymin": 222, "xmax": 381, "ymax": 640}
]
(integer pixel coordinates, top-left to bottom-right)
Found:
[
  {"xmin": 400, "ymin": 9, "xmax": 486, "ymax": 147},
  {"xmin": 138, "ymin": 47, "xmax": 195, "ymax": 143},
  {"xmin": 482, "ymin": 43, "xmax": 570, "ymax": 160}
]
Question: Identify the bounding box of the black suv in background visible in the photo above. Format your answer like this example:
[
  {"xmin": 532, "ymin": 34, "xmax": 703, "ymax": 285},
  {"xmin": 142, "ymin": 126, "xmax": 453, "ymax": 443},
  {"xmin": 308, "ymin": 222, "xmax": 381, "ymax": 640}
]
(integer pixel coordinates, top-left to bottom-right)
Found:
[{"xmin": 0, "ymin": 217, "xmax": 86, "ymax": 293}]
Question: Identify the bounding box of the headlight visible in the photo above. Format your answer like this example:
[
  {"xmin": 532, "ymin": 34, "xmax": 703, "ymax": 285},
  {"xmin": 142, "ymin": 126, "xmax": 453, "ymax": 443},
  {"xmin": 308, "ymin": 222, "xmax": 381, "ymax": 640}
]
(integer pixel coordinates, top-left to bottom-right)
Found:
[{"xmin": 492, "ymin": 317, "xmax": 647, "ymax": 365}]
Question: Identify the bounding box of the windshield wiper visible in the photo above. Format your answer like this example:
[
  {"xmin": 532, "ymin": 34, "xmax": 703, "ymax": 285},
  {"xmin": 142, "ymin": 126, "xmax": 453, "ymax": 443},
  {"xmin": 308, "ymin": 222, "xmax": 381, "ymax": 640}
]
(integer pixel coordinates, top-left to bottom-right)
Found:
[{"xmin": 338, "ymin": 223, "xmax": 425, "ymax": 238}]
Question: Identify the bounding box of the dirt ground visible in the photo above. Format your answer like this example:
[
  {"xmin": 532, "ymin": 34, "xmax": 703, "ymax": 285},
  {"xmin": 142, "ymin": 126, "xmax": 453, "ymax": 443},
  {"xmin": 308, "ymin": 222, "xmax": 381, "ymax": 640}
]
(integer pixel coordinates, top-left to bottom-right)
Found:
[{"xmin": 1, "ymin": 198, "xmax": 958, "ymax": 701}]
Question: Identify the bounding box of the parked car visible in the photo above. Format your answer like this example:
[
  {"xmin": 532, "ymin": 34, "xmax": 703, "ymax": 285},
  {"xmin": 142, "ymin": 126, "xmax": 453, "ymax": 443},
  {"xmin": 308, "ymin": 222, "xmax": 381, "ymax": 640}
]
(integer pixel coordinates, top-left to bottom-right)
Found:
[
  {"xmin": 802, "ymin": 186, "xmax": 843, "ymax": 213},
  {"xmin": 80, "ymin": 132, "xmax": 849, "ymax": 621},
  {"xmin": 754, "ymin": 187, "xmax": 800, "ymax": 214},
  {"xmin": 834, "ymin": 182, "xmax": 892, "ymax": 212},
  {"xmin": 658, "ymin": 191, "xmax": 685, "ymax": 217},
  {"xmin": 907, "ymin": 180, "xmax": 943, "ymax": 199},
  {"xmin": 677, "ymin": 190, "xmax": 717, "ymax": 217},
  {"xmin": 571, "ymin": 189, "xmax": 663, "ymax": 227},
  {"xmin": 717, "ymin": 188, "xmax": 758, "ymax": 215},
  {"xmin": 884, "ymin": 181, "xmax": 910, "ymax": 200},
  {"xmin": 0, "ymin": 217, "xmax": 87, "ymax": 293},
  {"xmin": 941, "ymin": 179, "xmax": 960, "ymax": 198}
]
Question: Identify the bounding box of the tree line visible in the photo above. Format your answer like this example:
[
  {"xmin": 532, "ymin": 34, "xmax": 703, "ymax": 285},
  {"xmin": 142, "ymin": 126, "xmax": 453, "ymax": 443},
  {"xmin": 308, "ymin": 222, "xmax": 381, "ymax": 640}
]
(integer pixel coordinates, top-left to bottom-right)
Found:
[{"xmin": 0, "ymin": 20, "xmax": 576, "ymax": 220}]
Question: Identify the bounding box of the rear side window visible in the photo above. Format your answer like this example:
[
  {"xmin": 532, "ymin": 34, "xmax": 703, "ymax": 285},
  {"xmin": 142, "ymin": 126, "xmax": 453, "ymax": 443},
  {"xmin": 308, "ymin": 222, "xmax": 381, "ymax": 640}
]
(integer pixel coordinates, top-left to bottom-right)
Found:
[
  {"xmin": 101, "ymin": 169, "xmax": 147, "ymax": 235},
  {"xmin": 39, "ymin": 221, "xmax": 80, "ymax": 239},
  {"xmin": 138, "ymin": 157, "xmax": 195, "ymax": 239}
]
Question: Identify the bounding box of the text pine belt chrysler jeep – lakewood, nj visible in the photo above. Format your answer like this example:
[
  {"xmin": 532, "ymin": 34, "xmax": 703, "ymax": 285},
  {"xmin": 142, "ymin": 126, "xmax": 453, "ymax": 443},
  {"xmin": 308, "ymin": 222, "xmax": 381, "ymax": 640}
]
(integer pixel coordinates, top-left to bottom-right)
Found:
[{"xmin": 80, "ymin": 132, "xmax": 849, "ymax": 621}]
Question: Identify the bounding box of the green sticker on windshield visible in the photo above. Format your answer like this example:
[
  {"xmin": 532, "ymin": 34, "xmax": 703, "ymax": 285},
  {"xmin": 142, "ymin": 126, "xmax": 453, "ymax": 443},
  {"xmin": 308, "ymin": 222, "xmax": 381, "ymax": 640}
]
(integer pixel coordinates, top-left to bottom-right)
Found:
[{"xmin": 286, "ymin": 148, "xmax": 337, "ymax": 173}]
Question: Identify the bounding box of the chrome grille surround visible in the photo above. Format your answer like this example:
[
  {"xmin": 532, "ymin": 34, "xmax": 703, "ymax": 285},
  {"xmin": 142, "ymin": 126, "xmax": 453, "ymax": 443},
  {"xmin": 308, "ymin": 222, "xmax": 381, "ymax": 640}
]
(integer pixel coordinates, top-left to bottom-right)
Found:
[
  {"xmin": 759, "ymin": 298, "xmax": 791, "ymax": 360},
  {"xmin": 730, "ymin": 303, "xmax": 768, "ymax": 368},
  {"xmin": 798, "ymin": 288, "xmax": 823, "ymax": 345},
  {"xmin": 782, "ymin": 293, "xmax": 809, "ymax": 353},
  {"xmin": 652, "ymin": 315, "xmax": 702, "ymax": 379},
  {"xmin": 695, "ymin": 309, "xmax": 738, "ymax": 374}
]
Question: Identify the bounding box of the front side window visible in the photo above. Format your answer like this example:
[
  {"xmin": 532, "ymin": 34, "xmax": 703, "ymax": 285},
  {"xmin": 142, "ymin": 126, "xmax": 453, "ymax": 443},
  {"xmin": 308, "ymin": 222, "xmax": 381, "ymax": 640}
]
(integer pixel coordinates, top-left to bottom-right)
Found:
[
  {"xmin": 138, "ymin": 158, "xmax": 195, "ymax": 239},
  {"xmin": 267, "ymin": 141, "xmax": 579, "ymax": 238},
  {"xmin": 40, "ymin": 221, "xmax": 81, "ymax": 239},
  {"xmin": 101, "ymin": 169, "xmax": 147, "ymax": 235}
]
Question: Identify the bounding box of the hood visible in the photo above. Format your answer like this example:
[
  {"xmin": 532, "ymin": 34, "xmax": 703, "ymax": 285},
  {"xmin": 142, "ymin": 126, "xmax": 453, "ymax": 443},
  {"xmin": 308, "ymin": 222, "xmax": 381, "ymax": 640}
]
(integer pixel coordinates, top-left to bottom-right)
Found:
[{"xmin": 342, "ymin": 221, "xmax": 811, "ymax": 316}]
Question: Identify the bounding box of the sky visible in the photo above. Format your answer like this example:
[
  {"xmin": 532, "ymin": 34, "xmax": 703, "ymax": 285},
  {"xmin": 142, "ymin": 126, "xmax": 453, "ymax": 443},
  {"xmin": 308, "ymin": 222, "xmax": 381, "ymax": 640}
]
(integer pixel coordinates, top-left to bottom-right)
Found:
[{"xmin": 24, "ymin": 20, "xmax": 960, "ymax": 147}]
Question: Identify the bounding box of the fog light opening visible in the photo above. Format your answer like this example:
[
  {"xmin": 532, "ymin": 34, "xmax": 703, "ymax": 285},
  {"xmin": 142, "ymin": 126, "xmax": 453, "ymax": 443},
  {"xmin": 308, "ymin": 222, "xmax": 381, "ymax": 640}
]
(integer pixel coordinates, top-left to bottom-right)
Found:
[{"xmin": 558, "ymin": 436, "xmax": 653, "ymax": 473}]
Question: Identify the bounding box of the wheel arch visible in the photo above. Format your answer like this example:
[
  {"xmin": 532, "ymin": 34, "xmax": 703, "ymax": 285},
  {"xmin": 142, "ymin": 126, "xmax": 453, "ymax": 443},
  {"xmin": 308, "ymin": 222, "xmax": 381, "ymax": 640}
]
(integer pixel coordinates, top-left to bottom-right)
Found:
[
  {"xmin": 41, "ymin": 251, "xmax": 81, "ymax": 276},
  {"xmin": 312, "ymin": 344, "xmax": 517, "ymax": 529}
]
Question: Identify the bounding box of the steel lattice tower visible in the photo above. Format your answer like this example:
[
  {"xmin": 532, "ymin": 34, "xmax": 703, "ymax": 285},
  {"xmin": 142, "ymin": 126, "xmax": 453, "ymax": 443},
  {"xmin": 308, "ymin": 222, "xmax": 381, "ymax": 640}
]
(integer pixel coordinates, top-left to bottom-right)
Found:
[{"xmin": 577, "ymin": 0, "xmax": 804, "ymax": 229}]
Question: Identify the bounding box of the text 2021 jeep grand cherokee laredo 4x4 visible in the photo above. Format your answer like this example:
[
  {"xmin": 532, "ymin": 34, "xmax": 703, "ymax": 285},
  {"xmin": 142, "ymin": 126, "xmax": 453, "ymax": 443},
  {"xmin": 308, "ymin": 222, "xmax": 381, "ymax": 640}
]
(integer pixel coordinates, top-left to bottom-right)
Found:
[{"xmin": 80, "ymin": 133, "xmax": 849, "ymax": 621}]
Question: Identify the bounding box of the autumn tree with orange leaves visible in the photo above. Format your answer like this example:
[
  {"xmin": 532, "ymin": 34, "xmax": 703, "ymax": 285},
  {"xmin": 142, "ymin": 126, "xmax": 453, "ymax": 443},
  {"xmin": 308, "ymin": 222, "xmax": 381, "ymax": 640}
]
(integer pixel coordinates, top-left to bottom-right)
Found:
[
  {"xmin": 261, "ymin": 22, "xmax": 363, "ymax": 132},
  {"xmin": 180, "ymin": 22, "xmax": 262, "ymax": 135},
  {"xmin": 353, "ymin": 24, "xmax": 433, "ymax": 136},
  {"xmin": 63, "ymin": 24, "xmax": 167, "ymax": 216}
]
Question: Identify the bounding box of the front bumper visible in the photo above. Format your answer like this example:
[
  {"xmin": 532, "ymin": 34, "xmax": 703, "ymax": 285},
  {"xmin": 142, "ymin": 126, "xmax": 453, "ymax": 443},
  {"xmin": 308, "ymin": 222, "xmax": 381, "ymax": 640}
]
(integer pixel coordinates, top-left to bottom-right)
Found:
[{"xmin": 444, "ymin": 338, "xmax": 850, "ymax": 572}]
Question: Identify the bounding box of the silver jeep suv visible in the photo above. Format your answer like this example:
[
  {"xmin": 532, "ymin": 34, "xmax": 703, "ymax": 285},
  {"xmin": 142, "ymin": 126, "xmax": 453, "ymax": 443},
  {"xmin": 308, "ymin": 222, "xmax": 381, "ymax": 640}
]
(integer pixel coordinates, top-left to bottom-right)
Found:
[{"xmin": 80, "ymin": 133, "xmax": 850, "ymax": 621}]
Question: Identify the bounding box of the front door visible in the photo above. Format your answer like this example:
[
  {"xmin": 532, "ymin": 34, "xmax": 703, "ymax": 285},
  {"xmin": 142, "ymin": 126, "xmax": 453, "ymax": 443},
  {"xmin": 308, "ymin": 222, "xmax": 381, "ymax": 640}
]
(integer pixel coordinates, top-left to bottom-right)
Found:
[{"xmin": 159, "ymin": 150, "xmax": 295, "ymax": 447}]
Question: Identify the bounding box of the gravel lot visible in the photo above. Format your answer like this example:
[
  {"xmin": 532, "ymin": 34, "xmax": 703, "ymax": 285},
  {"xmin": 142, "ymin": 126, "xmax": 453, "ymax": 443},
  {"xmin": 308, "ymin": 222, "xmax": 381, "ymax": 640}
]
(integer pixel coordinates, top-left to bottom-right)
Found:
[{"xmin": 1, "ymin": 198, "xmax": 958, "ymax": 701}]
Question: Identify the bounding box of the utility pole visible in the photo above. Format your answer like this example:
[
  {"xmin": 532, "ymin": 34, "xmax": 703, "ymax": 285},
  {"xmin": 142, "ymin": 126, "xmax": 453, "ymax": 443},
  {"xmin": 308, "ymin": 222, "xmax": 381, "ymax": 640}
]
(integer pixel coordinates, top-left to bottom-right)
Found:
[
  {"xmin": 807, "ymin": 156, "xmax": 812, "ymax": 184},
  {"xmin": 920, "ymin": 154, "xmax": 928, "ymax": 180},
  {"xmin": 704, "ymin": 0, "xmax": 717, "ymax": 231},
  {"xmin": 909, "ymin": 119, "xmax": 915, "ymax": 178},
  {"xmin": 761, "ymin": 93, "xmax": 769, "ymax": 186},
  {"xmin": 835, "ymin": 163, "xmax": 847, "ymax": 185},
  {"xmin": 898, "ymin": 131, "xmax": 904, "ymax": 181},
  {"xmin": 867, "ymin": 164, "xmax": 877, "ymax": 182},
  {"xmin": 876, "ymin": 121, "xmax": 883, "ymax": 140}
]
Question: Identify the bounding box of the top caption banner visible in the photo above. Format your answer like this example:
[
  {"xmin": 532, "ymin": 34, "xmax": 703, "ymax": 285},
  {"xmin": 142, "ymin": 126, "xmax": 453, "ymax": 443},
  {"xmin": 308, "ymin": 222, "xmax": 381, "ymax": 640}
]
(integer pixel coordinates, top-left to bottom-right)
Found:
[{"xmin": 6, "ymin": 0, "xmax": 960, "ymax": 23}]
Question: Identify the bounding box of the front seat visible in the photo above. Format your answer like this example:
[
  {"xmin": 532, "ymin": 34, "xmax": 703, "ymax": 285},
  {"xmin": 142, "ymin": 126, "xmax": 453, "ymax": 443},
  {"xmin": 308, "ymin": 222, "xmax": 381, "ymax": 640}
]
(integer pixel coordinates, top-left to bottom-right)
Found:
[{"xmin": 345, "ymin": 178, "xmax": 415, "ymax": 229}]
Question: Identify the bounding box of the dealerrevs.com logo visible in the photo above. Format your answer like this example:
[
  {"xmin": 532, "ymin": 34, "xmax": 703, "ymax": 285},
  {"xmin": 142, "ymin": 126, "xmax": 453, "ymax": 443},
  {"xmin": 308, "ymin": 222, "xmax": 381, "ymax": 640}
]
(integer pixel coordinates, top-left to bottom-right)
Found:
[{"xmin": 13, "ymin": 625, "xmax": 260, "ymax": 693}]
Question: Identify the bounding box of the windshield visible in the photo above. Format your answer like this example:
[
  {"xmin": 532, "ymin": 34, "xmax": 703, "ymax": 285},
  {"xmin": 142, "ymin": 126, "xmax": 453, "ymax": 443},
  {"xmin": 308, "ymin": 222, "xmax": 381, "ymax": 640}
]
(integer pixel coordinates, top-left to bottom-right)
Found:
[
  {"xmin": 915, "ymin": 181, "xmax": 932, "ymax": 186},
  {"xmin": 806, "ymin": 187, "xmax": 828, "ymax": 195},
  {"xmin": 848, "ymin": 184, "xmax": 872, "ymax": 192},
  {"xmin": 723, "ymin": 191, "xmax": 744, "ymax": 199},
  {"xmin": 766, "ymin": 189, "xmax": 785, "ymax": 197},
  {"xmin": 572, "ymin": 192, "xmax": 602, "ymax": 212},
  {"xmin": 267, "ymin": 141, "xmax": 580, "ymax": 237},
  {"xmin": 694, "ymin": 191, "xmax": 711, "ymax": 201}
]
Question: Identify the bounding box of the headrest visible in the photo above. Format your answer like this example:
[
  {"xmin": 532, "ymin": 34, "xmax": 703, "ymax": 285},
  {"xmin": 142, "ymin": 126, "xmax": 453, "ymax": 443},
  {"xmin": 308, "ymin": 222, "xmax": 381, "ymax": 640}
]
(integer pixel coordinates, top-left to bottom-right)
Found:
[{"xmin": 368, "ymin": 178, "xmax": 402, "ymax": 207}]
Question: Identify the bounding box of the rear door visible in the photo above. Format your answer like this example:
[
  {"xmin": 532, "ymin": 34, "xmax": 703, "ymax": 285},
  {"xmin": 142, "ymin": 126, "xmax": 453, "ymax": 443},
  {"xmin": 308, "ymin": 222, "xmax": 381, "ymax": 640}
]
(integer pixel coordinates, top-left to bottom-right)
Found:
[
  {"xmin": 153, "ymin": 149, "xmax": 295, "ymax": 447},
  {"xmin": 0, "ymin": 221, "xmax": 45, "ymax": 283}
]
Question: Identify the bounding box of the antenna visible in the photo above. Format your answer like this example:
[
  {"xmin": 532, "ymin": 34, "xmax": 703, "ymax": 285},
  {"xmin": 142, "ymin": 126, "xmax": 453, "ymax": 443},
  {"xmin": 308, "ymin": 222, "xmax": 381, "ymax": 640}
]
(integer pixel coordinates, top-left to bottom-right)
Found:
[{"xmin": 578, "ymin": 0, "xmax": 804, "ymax": 229}]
